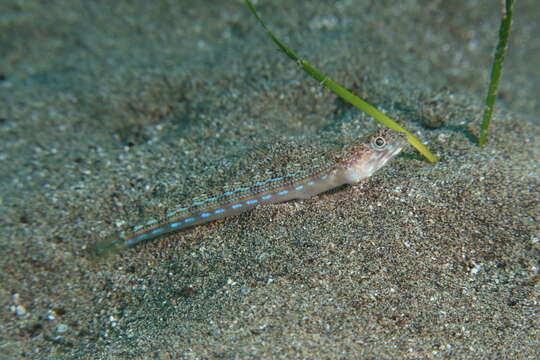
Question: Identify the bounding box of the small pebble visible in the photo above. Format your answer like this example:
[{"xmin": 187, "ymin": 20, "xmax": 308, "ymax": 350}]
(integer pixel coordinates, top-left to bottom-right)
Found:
[
  {"xmin": 15, "ymin": 305, "xmax": 27, "ymax": 316},
  {"xmin": 56, "ymin": 324, "xmax": 68, "ymax": 334}
]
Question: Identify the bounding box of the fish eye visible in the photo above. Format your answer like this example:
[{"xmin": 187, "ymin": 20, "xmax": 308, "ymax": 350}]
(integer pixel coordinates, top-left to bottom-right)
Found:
[{"xmin": 373, "ymin": 137, "xmax": 386, "ymax": 149}]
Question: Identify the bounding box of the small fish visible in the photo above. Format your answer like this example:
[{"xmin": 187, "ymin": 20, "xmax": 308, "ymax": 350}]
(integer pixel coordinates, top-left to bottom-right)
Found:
[{"xmin": 91, "ymin": 128, "xmax": 406, "ymax": 257}]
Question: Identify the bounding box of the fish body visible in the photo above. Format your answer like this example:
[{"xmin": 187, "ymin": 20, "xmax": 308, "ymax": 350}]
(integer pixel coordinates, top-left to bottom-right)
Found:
[{"xmin": 91, "ymin": 128, "xmax": 406, "ymax": 256}]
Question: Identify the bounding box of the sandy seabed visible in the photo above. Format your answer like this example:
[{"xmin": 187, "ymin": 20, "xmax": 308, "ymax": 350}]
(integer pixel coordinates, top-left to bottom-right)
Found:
[{"xmin": 0, "ymin": 1, "xmax": 538, "ymax": 359}]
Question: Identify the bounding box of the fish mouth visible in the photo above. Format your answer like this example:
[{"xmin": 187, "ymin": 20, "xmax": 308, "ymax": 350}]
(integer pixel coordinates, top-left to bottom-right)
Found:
[
  {"xmin": 380, "ymin": 142, "xmax": 404, "ymax": 160},
  {"xmin": 390, "ymin": 143, "xmax": 404, "ymax": 157},
  {"xmin": 368, "ymin": 142, "xmax": 404, "ymax": 171}
]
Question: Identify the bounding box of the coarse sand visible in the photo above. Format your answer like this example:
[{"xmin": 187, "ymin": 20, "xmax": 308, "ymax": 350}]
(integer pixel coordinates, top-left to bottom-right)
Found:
[{"xmin": 0, "ymin": 1, "xmax": 538, "ymax": 358}]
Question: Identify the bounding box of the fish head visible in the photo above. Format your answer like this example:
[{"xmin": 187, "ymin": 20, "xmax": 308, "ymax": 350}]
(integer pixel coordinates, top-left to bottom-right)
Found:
[{"xmin": 341, "ymin": 128, "xmax": 407, "ymax": 183}]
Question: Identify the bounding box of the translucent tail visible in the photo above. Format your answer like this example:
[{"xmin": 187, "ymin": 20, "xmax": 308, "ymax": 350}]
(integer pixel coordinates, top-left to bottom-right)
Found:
[{"xmin": 89, "ymin": 233, "xmax": 130, "ymax": 259}]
